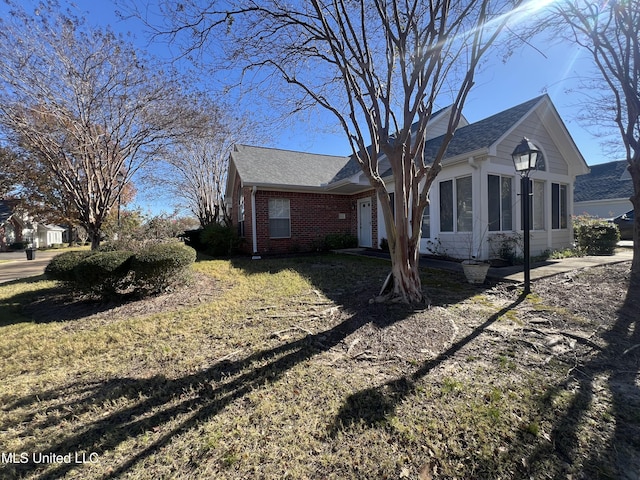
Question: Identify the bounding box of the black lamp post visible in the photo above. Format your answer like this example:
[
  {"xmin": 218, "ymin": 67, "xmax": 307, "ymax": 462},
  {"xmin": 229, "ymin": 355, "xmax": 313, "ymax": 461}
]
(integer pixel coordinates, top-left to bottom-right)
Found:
[{"xmin": 511, "ymin": 137, "xmax": 541, "ymax": 295}]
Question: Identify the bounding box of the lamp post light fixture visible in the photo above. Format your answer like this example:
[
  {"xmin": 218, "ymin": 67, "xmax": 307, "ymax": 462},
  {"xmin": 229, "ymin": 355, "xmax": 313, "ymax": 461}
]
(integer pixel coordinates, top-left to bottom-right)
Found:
[{"xmin": 511, "ymin": 137, "xmax": 541, "ymax": 295}]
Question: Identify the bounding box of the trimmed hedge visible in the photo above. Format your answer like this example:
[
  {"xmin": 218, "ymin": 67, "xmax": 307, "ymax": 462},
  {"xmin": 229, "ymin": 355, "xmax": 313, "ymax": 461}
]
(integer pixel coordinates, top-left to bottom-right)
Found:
[
  {"xmin": 74, "ymin": 250, "xmax": 134, "ymax": 297},
  {"xmin": 574, "ymin": 217, "xmax": 620, "ymax": 255},
  {"xmin": 45, "ymin": 251, "xmax": 95, "ymax": 282},
  {"xmin": 47, "ymin": 243, "xmax": 197, "ymax": 299},
  {"xmin": 131, "ymin": 243, "xmax": 196, "ymax": 294}
]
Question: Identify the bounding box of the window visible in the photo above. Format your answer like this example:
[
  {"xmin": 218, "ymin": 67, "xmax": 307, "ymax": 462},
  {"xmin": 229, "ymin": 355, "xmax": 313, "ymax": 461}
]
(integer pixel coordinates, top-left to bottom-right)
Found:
[
  {"xmin": 440, "ymin": 180, "xmax": 454, "ymax": 232},
  {"xmin": 268, "ymin": 198, "xmax": 290, "ymax": 238},
  {"xmin": 488, "ymin": 175, "xmax": 513, "ymax": 231},
  {"xmin": 421, "ymin": 206, "xmax": 431, "ymax": 238},
  {"xmin": 552, "ymin": 183, "xmax": 568, "ymax": 229},
  {"xmin": 238, "ymin": 195, "xmax": 245, "ymax": 238},
  {"xmin": 439, "ymin": 176, "xmax": 472, "ymax": 232},
  {"xmin": 533, "ymin": 180, "xmax": 545, "ymax": 230}
]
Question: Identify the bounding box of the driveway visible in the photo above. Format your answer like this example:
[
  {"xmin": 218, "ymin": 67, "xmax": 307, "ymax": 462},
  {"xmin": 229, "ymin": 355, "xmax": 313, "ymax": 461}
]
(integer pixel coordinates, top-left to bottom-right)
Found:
[{"xmin": 0, "ymin": 250, "xmax": 62, "ymax": 284}]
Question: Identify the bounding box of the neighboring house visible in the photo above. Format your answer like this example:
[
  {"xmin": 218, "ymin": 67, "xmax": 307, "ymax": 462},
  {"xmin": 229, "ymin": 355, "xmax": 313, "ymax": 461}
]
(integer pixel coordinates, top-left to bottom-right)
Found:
[
  {"xmin": 573, "ymin": 159, "xmax": 633, "ymax": 218},
  {"xmin": 0, "ymin": 200, "xmax": 66, "ymax": 250},
  {"xmin": 37, "ymin": 224, "xmax": 65, "ymax": 247},
  {"xmin": 0, "ymin": 199, "xmax": 22, "ymax": 251},
  {"xmin": 225, "ymin": 95, "xmax": 589, "ymax": 260}
]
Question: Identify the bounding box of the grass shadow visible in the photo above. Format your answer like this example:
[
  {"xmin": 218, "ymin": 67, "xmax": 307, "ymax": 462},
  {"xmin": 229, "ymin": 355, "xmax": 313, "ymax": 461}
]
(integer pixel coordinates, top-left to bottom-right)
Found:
[
  {"xmin": 521, "ymin": 281, "xmax": 640, "ymax": 477},
  {"xmin": 329, "ymin": 294, "xmax": 527, "ymax": 435}
]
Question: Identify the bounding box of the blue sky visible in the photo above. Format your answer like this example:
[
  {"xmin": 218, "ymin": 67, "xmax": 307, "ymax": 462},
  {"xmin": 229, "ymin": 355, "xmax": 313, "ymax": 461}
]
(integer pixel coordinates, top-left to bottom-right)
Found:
[
  {"xmin": 70, "ymin": 1, "xmax": 611, "ymax": 165},
  {"xmin": 3, "ymin": 1, "xmax": 618, "ymax": 214}
]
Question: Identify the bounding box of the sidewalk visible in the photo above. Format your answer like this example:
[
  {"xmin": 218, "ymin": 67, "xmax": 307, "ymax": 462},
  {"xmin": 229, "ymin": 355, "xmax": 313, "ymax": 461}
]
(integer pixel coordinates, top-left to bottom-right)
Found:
[
  {"xmin": 0, "ymin": 250, "xmax": 62, "ymax": 284},
  {"xmin": 341, "ymin": 246, "xmax": 634, "ymax": 285}
]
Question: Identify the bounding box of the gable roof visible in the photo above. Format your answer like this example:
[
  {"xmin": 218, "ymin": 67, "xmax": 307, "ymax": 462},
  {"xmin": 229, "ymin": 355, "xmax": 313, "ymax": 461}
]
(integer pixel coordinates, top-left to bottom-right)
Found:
[
  {"xmin": 574, "ymin": 159, "xmax": 633, "ymax": 202},
  {"xmin": 230, "ymin": 144, "xmax": 350, "ymax": 189},
  {"xmin": 330, "ymin": 105, "xmax": 455, "ymax": 183},
  {"xmin": 422, "ymin": 96, "xmax": 545, "ymax": 163},
  {"xmin": 0, "ymin": 200, "xmax": 17, "ymax": 225}
]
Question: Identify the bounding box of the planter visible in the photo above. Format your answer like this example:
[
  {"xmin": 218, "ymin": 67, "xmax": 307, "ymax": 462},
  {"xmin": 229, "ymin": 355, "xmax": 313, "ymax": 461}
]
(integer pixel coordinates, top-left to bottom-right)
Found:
[
  {"xmin": 462, "ymin": 260, "xmax": 489, "ymax": 284},
  {"xmin": 25, "ymin": 248, "xmax": 36, "ymax": 261}
]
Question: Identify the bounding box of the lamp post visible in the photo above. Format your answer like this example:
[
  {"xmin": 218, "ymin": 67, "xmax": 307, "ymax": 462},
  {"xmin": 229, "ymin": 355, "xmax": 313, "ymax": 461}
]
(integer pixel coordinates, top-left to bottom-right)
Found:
[{"xmin": 511, "ymin": 137, "xmax": 541, "ymax": 295}]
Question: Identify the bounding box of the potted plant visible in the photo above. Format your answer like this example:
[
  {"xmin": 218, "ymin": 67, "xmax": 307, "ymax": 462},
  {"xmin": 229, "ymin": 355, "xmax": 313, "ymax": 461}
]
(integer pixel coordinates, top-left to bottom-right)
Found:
[{"xmin": 461, "ymin": 229, "xmax": 490, "ymax": 284}]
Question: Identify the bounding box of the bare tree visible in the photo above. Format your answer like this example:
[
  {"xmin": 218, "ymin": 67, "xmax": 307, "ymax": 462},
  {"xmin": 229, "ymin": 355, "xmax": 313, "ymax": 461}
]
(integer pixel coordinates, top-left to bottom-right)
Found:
[
  {"xmin": 144, "ymin": 0, "xmax": 527, "ymax": 303},
  {"xmin": 0, "ymin": 0, "xmax": 206, "ymax": 249},
  {"xmin": 546, "ymin": 1, "xmax": 640, "ymax": 284},
  {"xmin": 156, "ymin": 104, "xmax": 250, "ymax": 228}
]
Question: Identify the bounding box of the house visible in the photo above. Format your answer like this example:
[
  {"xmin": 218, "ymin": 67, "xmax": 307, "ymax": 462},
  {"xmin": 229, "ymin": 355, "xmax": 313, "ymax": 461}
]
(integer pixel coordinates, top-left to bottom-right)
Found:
[
  {"xmin": 0, "ymin": 200, "xmax": 66, "ymax": 250},
  {"xmin": 573, "ymin": 159, "xmax": 633, "ymax": 218},
  {"xmin": 0, "ymin": 199, "xmax": 23, "ymax": 250},
  {"xmin": 225, "ymin": 95, "xmax": 590, "ymax": 260}
]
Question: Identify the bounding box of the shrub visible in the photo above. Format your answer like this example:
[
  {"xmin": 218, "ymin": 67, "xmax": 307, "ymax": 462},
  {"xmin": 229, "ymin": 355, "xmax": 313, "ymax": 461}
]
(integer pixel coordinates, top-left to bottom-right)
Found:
[
  {"xmin": 323, "ymin": 233, "xmax": 358, "ymax": 250},
  {"xmin": 74, "ymin": 250, "xmax": 134, "ymax": 297},
  {"xmin": 9, "ymin": 242, "xmax": 25, "ymax": 250},
  {"xmin": 131, "ymin": 243, "xmax": 196, "ymax": 295},
  {"xmin": 45, "ymin": 251, "xmax": 95, "ymax": 282},
  {"xmin": 200, "ymin": 223, "xmax": 240, "ymax": 256},
  {"xmin": 181, "ymin": 229, "xmax": 205, "ymax": 251},
  {"xmin": 574, "ymin": 217, "xmax": 619, "ymax": 255}
]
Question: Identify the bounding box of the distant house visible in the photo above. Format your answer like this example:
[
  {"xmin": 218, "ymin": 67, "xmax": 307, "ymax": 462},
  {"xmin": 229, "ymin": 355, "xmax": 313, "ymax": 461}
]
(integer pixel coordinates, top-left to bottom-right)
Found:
[
  {"xmin": 0, "ymin": 200, "xmax": 66, "ymax": 250},
  {"xmin": 0, "ymin": 199, "xmax": 22, "ymax": 250},
  {"xmin": 573, "ymin": 159, "xmax": 633, "ymax": 218},
  {"xmin": 225, "ymin": 95, "xmax": 589, "ymax": 259}
]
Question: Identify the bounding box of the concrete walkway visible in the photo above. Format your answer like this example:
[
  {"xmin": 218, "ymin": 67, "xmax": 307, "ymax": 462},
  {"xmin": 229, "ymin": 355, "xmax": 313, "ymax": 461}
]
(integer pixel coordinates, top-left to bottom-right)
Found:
[{"xmin": 0, "ymin": 250, "xmax": 62, "ymax": 284}]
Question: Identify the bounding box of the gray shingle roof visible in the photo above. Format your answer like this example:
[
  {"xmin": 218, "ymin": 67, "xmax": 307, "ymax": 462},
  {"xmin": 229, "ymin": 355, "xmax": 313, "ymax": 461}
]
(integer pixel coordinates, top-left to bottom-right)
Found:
[
  {"xmin": 233, "ymin": 97, "xmax": 547, "ymax": 189},
  {"xmin": 422, "ymin": 96, "xmax": 544, "ymax": 163},
  {"xmin": 574, "ymin": 159, "xmax": 633, "ymax": 202},
  {"xmin": 231, "ymin": 144, "xmax": 350, "ymax": 188}
]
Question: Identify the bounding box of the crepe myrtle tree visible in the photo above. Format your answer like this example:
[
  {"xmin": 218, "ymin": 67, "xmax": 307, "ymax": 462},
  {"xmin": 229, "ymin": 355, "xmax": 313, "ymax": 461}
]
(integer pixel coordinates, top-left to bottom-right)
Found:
[
  {"xmin": 0, "ymin": 0, "xmax": 207, "ymax": 249},
  {"xmin": 544, "ymin": 0, "xmax": 640, "ymax": 285},
  {"xmin": 144, "ymin": 0, "xmax": 531, "ymax": 303}
]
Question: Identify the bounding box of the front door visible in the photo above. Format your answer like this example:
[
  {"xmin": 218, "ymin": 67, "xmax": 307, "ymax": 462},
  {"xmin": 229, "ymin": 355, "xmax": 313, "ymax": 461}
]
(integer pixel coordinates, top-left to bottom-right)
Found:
[{"xmin": 358, "ymin": 198, "xmax": 372, "ymax": 248}]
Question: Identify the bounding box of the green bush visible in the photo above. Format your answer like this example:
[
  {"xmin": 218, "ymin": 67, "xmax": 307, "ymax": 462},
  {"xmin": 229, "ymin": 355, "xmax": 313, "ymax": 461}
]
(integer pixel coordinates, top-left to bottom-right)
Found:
[
  {"xmin": 200, "ymin": 223, "xmax": 240, "ymax": 256},
  {"xmin": 324, "ymin": 233, "xmax": 358, "ymax": 250},
  {"xmin": 574, "ymin": 217, "xmax": 620, "ymax": 255},
  {"xmin": 74, "ymin": 250, "xmax": 134, "ymax": 297},
  {"xmin": 45, "ymin": 251, "xmax": 95, "ymax": 282},
  {"xmin": 131, "ymin": 243, "xmax": 196, "ymax": 294}
]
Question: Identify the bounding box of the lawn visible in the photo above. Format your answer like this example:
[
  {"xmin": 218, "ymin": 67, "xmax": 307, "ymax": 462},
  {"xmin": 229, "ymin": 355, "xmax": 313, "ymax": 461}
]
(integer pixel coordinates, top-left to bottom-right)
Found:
[{"xmin": 0, "ymin": 254, "xmax": 638, "ymax": 479}]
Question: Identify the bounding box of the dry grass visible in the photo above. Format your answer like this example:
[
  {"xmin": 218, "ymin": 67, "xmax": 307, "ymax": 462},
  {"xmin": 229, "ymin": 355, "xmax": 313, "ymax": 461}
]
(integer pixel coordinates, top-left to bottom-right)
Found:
[{"xmin": 0, "ymin": 254, "xmax": 638, "ymax": 479}]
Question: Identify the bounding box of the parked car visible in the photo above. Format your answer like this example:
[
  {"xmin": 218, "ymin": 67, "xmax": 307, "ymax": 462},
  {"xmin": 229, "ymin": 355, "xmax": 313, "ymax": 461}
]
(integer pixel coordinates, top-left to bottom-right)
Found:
[{"xmin": 610, "ymin": 210, "xmax": 634, "ymax": 240}]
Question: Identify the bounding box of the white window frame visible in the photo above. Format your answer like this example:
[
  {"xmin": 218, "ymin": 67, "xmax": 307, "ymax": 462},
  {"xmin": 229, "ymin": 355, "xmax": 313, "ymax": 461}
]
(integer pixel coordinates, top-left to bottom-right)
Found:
[
  {"xmin": 551, "ymin": 183, "xmax": 568, "ymax": 230},
  {"xmin": 268, "ymin": 198, "xmax": 291, "ymax": 239},
  {"xmin": 488, "ymin": 174, "xmax": 513, "ymax": 232},
  {"xmin": 439, "ymin": 175, "xmax": 473, "ymax": 233}
]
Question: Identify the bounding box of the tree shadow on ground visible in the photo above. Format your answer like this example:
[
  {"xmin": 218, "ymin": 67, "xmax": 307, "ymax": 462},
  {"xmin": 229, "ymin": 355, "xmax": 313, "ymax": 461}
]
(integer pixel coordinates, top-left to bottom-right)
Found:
[
  {"xmin": 522, "ymin": 282, "xmax": 640, "ymax": 478},
  {"xmin": 1, "ymin": 253, "xmax": 489, "ymax": 479},
  {"xmin": 328, "ymin": 294, "xmax": 527, "ymax": 434}
]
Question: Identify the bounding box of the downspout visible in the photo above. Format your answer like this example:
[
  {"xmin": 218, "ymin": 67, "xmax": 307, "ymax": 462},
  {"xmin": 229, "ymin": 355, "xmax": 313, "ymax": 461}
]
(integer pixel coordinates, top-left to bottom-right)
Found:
[{"xmin": 251, "ymin": 186, "xmax": 260, "ymax": 259}]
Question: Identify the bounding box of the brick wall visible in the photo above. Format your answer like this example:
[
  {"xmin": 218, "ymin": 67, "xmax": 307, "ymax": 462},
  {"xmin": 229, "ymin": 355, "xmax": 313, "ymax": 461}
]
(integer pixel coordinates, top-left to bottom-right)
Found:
[
  {"xmin": 229, "ymin": 170, "xmax": 378, "ymax": 254},
  {"xmin": 253, "ymin": 190, "xmax": 356, "ymax": 254}
]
